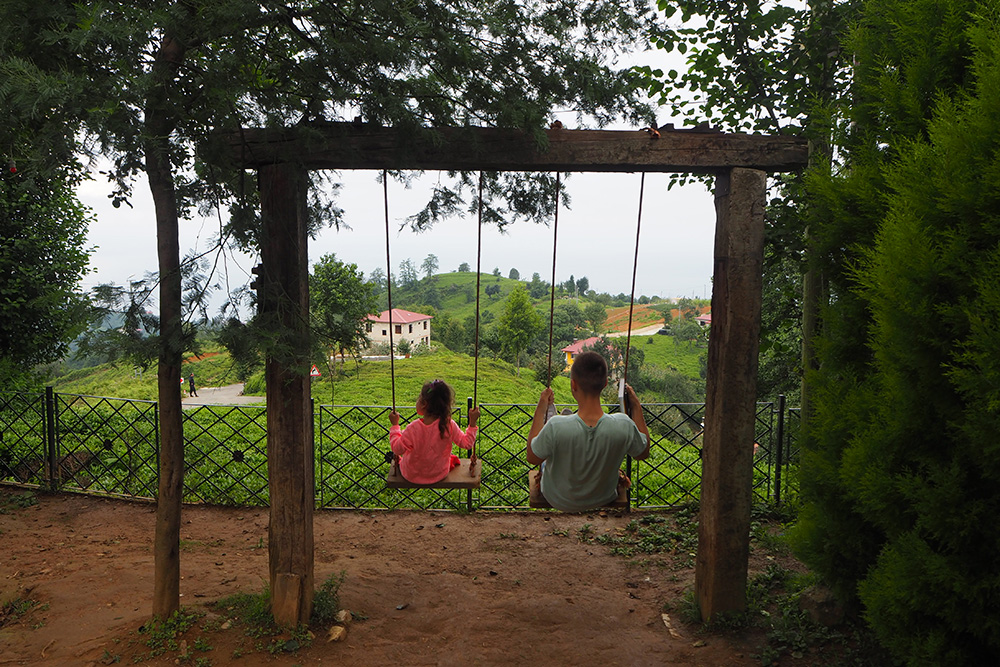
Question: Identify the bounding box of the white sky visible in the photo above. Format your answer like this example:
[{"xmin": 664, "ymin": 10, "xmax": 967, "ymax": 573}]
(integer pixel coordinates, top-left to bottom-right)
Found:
[
  {"xmin": 78, "ymin": 169, "xmax": 717, "ymax": 310},
  {"xmin": 76, "ymin": 45, "xmax": 721, "ymax": 316}
]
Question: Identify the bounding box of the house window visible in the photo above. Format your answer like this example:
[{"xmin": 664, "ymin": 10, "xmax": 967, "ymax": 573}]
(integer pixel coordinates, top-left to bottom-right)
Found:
[
  {"xmin": 408, "ymin": 324, "xmax": 413, "ymax": 333},
  {"xmin": 423, "ymin": 321, "xmax": 428, "ymax": 330},
  {"xmin": 366, "ymin": 323, "xmax": 372, "ymax": 332},
  {"xmin": 382, "ymin": 329, "xmax": 387, "ymax": 336},
  {"xmin": 395, "ymin": 325, "xmax": 402, "ymax": 334}
]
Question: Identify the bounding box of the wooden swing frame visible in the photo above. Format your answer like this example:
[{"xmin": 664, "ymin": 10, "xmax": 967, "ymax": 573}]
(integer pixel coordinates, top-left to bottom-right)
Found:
[{"xmin": 231, "ymin": 122, "xmax": 807, "ymax": 625}]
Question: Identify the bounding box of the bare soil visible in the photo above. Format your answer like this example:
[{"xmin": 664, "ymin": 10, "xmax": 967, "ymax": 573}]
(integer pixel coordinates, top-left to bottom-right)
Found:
[{"xmin": 1, "ymin": 490, "xmax": 789, "ymax": 666}]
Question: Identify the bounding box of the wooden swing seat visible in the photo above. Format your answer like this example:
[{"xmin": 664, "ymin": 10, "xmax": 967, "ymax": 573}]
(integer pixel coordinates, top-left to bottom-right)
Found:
[
  {"xmin": 386, "ymin": 458, "xmax": 482, "ymax": 490},
  {"xmin": 527, "ymin": 468, "xmax": 630, "ymax": 510}
]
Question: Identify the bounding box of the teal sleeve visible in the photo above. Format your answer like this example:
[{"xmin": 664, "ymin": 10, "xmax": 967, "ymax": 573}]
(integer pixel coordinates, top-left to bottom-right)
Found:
[
  {"xmin": 627, "ymin": 421, "xmax": 647, "ymax": 458},
  {"xmin": 532, "ymin": 421, "xmax": 554, "ymax": 459}
]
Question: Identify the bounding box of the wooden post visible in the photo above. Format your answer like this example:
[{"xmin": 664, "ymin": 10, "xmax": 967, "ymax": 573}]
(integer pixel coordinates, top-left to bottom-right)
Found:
[
  {"xmin": 696, "ymin": 167, "xmax": 766, "ymax": 620},
  {"xmin": 259, "ymin": 163, "xmax": 315, "ymax": 626}
]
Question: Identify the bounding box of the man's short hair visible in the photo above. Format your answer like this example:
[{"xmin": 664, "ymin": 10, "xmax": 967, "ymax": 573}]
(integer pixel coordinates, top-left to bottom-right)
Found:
[{"xmin": 571, "ymin": 351, "xmax": 608, "ymax": 395}]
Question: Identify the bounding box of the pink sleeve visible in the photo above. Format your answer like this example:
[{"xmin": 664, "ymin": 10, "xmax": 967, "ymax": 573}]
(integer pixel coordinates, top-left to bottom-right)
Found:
[
  {"xmin": 390, "ymin": 424, "xmax": 412, "ymax": 457},
  {"xmin": 450, "ymin": 420, "xmax": 477, "ymax": 451}
]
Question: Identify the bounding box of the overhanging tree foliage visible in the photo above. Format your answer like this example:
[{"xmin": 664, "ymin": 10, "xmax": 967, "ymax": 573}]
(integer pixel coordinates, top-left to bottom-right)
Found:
[
  {"xmin": 635, "ymin": 0, "xmax": 856, "ymax": 403},
  {"xmin": 0, "ymin": 175, "xmax": 92, "ymax": 372},
  {"xmin": 0, "ymin": 1, "xmax": 102, "ymax": 382}
]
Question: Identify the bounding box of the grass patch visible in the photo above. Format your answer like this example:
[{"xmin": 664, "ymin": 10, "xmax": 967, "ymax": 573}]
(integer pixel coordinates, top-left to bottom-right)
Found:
[
  {"xmin": 0, "ymin": 594, "xmax": 44, "ymax": 628},
  {"xmin": 212, "ymin": 571, "xmax": 347, "ymax": 656},
  {"xmin": 139, "ymin": 608, "xmax": 204, "ymax": 657},
  {"xmin": 587, "ymin": 507, "xmax": 699, "ymax": 567},
  {"xmin": 0, "ymin": 489, "xmax": 37, "ymax": 514}
]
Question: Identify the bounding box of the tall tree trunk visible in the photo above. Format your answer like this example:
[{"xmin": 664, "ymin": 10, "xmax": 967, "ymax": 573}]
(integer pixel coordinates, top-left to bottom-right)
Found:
[{"xmin": 146, "ymin": 30, "xmax": 187, "ymax": 622}]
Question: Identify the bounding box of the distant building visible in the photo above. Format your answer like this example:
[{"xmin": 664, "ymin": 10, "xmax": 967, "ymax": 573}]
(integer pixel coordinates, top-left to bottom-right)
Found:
[
  {"xmin": 366, "ymin": 308, "xmax": 432, "ymax": 349},
  {"xmin": 560, "ymin": 336, "xmax": 601, "ymax": 368},
  {"xmin": 696, "ymin": 313, "xmax": 712, "ymax": 328}
]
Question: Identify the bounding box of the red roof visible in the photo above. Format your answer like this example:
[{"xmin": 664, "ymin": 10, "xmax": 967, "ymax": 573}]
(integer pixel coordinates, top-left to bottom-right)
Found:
[
  {"xmin": 367, "ymin": 308, "xmax": 433, "ymax": 324},
  {"xmin": 561, "ymin": 336, "xmax": 601, "ymax": 354},
  {"xmin": 696, "ymin": 313, "xmax": 712, "ymax": 324}
]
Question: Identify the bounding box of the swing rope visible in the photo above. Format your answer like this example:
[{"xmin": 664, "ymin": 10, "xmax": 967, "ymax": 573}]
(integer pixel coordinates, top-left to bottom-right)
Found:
[
  {"xmin": 473, "ymin": 173, "xmax": 483, "ymax": 408},
  {"xmin": 382, "ymin": 170, "xmax": 396, "ymax": 412},
  {"xmin": 468, "ymin": 172, "xmax": 487, "ymax": 472},
  {"xmin": 622, "ymin": 172, "xmax": 645, "ymax": 389},
  {"xmin": 546, "ymin": 172, "xmax": 561, "ymax": 387}
]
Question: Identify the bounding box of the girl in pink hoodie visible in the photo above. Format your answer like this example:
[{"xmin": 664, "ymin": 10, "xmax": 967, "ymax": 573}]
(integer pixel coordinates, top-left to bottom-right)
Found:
[{"xmin": 389, "ymin": 380, "xmax": 480, "ymax": 484}]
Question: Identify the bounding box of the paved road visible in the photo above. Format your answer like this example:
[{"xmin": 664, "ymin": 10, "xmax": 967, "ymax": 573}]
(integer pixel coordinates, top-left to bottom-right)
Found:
[
  {"xmin": 606, "ymin": 323, "xmax": 664, "ymax": 338},
  {"xmin": 182, "ymin": 383, "xmax": 265, "ymax": 408}
]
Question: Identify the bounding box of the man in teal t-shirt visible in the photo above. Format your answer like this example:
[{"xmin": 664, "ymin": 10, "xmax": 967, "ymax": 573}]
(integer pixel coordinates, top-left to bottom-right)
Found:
[{"xmin": 526, "ymin": 351, "xmax": 650, "ymax": 512}]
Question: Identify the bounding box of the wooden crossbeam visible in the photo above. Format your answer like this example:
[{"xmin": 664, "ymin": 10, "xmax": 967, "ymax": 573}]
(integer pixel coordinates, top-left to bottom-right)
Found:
[{"xmin": 227, "ymin": 123, "xmax": 808, "ymax": 173}]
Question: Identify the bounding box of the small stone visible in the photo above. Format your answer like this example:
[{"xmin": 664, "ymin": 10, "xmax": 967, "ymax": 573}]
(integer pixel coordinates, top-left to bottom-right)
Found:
[
  {"xmin": 220, "ymin": 620, "xmax": 232, "ymax": 630},
  {"xmin": 335, "ymin": 609, "xmax": 352, "ymax": 625},
  {"xmin": 692, "ymin": 640, "xmax": 707, "ymax": 648},
  {"xmin": 799, "ymin": 585, "xmax": 845, "ymax": 626},
  {"xmin": 327, "ymin": 625, "xmax": 348, "ymax": 642}
]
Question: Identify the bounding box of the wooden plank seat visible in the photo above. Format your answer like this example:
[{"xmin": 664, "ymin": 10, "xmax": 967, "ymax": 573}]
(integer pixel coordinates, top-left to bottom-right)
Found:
[
  {"xmin": 386, "ymin": 458, "xmax": 481, "ymax": 489},
  {"xmin": 527, "ymin": 468, "xmax": 630, "ymax": 510}
]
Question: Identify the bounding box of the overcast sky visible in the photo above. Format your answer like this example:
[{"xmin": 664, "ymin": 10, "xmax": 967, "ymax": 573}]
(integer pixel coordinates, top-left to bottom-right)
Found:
[
  {"xmin": 76, "ymin": 45, "xmax": 720, "ymax": 317},
  {"xmin": 78, "ymin": 169, "xmax": 717, "ymax": 309}
]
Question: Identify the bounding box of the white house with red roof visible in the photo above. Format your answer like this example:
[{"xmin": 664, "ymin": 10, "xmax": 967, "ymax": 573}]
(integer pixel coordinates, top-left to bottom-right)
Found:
[
  {"xmin": 696, "ymin": 313, "xmax": 712, "ymax": 328},
  {"xmin": 366, "ymin": 308, "xmax": 433, "ymax": 349},
  {"xmin": 560, "ymin": 336, "xmax": 601, "ymax": 367}
]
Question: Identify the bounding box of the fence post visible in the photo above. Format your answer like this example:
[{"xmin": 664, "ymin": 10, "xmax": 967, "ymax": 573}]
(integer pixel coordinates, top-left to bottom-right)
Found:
[
  {"xmin": 311, "ymin": 398, "xmax": 318, "ymax": 507},
  {"xmin": 154, "ymin": 402, "xmax": 160, "ymax": 498},
  {"xmin": 774, "ymin": 394, "xmax": 785, "ymax": 505},
  {"xmin": 45, "ymin": 387, "xmax": 58, "ymax": 492}
]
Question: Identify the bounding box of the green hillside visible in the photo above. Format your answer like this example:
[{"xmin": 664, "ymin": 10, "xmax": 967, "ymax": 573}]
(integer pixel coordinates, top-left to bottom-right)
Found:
[
  {"xmin": 390, "ymin": 271, "xmax": 591, "ymax": 321},
  {"xmin": 309, "ymin": 348, "xmax": 572, "ymax": 407},
  {"xmin": 52, "ymin": 347, "xmax": 247, "ymax": 401}
]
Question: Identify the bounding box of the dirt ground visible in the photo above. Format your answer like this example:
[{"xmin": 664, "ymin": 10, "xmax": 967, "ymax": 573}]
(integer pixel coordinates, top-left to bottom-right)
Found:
[{"xmin": 0, "ymin": 490, "xmax": 783, "ymax": 666}]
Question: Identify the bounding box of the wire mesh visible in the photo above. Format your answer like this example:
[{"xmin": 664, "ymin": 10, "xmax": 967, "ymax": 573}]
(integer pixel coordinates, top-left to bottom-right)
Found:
[{"xmin": 0, "ymin": 392, "xmax": 47, "ymax": 486}]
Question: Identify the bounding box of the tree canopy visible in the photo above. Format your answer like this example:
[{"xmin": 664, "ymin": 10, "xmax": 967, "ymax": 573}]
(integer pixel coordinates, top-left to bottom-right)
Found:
[
  {"xmin": 310, "ymin": 254, "xmax": 379, "ymax": 362},
  {"xmin": 497, "ymin": 285, "xmax": 542, "ymax": 373}
]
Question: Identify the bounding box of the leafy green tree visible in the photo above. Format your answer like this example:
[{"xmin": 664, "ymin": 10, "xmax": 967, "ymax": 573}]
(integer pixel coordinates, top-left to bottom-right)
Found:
[
  {"xmin": 575, "ymin": 276, "xmax": 589, "ymax": 295},
  {"xmin": 433, "ymin": 312, "xmax": 469, "ymax": 353},
  {"xmin": 790, "ymin": 5, "xmax": 1000, "ymax": 663},
  {"xmin": 215, "ymin": 317, "xmax": 261, "ymax": 382},
  {"xmin": 497, "ymin": 285, "xmax": 542, "ymax": 374},
  {"xmin": 484, "ymin": 284, "xmax": 501, "ymax": 299},
  {"xmin": 508, "ymin": 267, "xmax": 520, "ymax": 280},
  {"xmin": 584, "ymin": 302, "xmax": 607, "ymax": 335},
  {"xmin": 396, "ymin": 338, "xmax": 411, "ymax": 356},
  {"xmin": 1, "ymin": 175, "xmax": 92, "ymax": 371},
  {"xmin": 458, "ymin": 262, "xmax": 471, "ymax": 272},
  {"xmin": 492, "ymin": 267, "xmax": 501, "ymax": 277},
  {"xmin": 676, "ymin": 297, "xmax": 699, "ymax": 320},
  {"xmin": 551, "ymin": 302, "xmax": 586, "ymax": 344},
  {"xmin": 399, "ymin": 259, "xmax": 418, "ymax": 286},
  {"xmin": 528, "ymin": 272, "xmax": 549, "ymax": 299},
  {"xmin": 0, "ymin": 3, "xmax": 103, "ymax": 382},
  {"xmin": 310, "ymin": 254, "xmax": 378, "ymax": 372},
  {"xmin": 421, "ymin": 254, "xmax": 439, "ymax": 279},
  {"xmin": 672, "ymin": 318, "xmax": 704, "ymax": 348}
]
